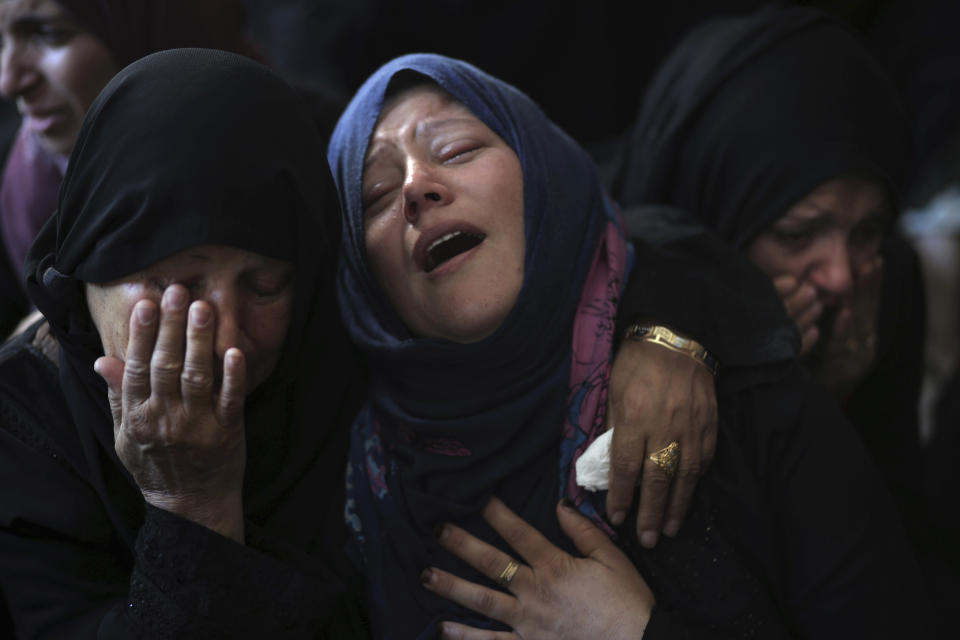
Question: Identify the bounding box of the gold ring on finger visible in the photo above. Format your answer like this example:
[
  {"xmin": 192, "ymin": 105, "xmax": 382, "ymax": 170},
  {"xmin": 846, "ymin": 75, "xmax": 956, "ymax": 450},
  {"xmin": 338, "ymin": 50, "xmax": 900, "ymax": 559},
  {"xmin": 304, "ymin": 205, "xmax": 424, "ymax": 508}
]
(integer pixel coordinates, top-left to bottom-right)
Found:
[
  {"xmin": 648, "ymin": 441, "xmax": 680, "ymax": 479},
  {"xmin": 497, "ymin": 558, "xmax": 521, "ymax": 588}
]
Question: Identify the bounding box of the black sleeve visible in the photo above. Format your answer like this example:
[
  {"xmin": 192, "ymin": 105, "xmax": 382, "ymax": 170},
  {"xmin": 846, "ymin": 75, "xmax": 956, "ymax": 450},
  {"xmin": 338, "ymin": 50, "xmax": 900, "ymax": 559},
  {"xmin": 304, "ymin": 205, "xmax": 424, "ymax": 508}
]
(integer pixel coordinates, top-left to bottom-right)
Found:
[
  {"xmin": 0, "ymin": 236, "xmax": 30, "ymax": 337},
  {"xmin": 614, "ymin": 205, "xmax": 798, "ymax": 380},
  {"xmin": 0, "ymin": 398, "xmax": 366, "ymax": 639},
  {"xmin": 112, "ymin": 506, "xmax": 367, "ymax": 640},
  {"xmin": 752, "ymin": 367, "xmax": 935, "ymax": 639}
]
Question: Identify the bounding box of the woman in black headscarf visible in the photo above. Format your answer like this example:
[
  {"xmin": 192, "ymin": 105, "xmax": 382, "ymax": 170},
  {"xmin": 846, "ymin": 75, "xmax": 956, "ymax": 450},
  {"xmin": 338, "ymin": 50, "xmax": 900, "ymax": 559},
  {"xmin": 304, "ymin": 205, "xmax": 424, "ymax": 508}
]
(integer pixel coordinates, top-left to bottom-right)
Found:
[
  {"xmin": 0, "ymin": 48, "xmax": 366, "ymax": 638},
  {"xmin": 612, "ymin": 6, "xmax": 927, "ymax": 542}
]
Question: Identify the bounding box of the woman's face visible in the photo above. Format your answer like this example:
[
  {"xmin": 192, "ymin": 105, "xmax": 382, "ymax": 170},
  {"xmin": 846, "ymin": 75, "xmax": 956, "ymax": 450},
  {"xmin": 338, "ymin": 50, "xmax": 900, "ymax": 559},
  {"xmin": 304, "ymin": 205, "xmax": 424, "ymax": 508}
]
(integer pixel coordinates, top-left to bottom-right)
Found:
[
  {"xmin": 746, "ymin": 175, "xmax": 891, "ymax": 309},
  {"xmin": 362, "ymin": 84, "xmax": 525, "ymax": 343},
  {"xmin": 0, "ymin": 0, "xmax": 117, "ymax": 155},
  {"xmin": 85, "ymin": 244, "xmax": 295, "ymax": 394}
]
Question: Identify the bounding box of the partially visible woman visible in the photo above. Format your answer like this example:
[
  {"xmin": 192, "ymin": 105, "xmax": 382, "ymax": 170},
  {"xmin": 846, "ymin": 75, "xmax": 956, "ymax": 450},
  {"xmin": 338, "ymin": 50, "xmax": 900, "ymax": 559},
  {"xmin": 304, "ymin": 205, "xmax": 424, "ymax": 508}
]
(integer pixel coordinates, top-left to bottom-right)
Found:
[
  {"xmin": 612, "ymin": 6, "xmax": 927, "ymax": 540},
  {"xmin": 329, "ymin": 52, "xmax": 931, "ymax": 639},
  {"xmin": 0, "ymin": 0, "xmax": 262, "ymax": 336},
  {"xmin": 0, "ymin": 49, "xmax": 366, "ymax": 638}
]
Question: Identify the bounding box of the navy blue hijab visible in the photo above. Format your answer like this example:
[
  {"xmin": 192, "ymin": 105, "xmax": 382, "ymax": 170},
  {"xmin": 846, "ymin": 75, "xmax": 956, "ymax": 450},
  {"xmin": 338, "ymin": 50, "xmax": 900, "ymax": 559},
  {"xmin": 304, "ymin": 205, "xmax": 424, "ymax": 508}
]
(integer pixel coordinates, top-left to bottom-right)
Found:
[{"xmin": 329, "ymin": 54, "xmax": 618, "ymax": 637}]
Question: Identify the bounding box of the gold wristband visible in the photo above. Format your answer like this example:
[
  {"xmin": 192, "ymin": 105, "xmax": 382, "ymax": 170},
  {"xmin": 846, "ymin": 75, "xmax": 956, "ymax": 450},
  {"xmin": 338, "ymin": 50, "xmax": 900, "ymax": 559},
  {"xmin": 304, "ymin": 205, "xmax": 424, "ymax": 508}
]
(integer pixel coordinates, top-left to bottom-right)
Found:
[{"xmin": 624, "ymin": 324, "xmax": 719, "ymax": 377}]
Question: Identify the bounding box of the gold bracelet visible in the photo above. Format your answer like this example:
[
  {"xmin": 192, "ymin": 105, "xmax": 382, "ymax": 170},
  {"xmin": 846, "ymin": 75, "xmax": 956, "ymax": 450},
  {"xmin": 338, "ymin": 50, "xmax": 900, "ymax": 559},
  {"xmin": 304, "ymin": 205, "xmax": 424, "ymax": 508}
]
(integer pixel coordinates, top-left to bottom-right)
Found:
[{"xmin": 624, "ymin": 324, "xmax": 719, "ymax": 377}]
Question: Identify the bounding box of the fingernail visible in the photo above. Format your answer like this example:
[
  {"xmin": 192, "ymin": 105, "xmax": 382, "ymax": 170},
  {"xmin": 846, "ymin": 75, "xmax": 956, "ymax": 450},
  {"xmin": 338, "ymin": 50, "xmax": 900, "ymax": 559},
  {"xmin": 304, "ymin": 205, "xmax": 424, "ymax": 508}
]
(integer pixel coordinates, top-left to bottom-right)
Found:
[
  {"xmin": 609, "ymin": 511, "xmax": 625, "ymax": 526},
  {"xmin": 559, "ymin": 497, "xmax": 576, "ymax": 510},
  {"xmin": 435, "ymin": 524, "xmax": 449, "ymax": 542},
  {"xmin": 663, "ymin": 520, "xmax": 680, "ymax": 537},
  {"xmin": 166, "ymin": 286, "xmax": 187, "ymax": 310},
  {"xmin": 420, "ymin": 568, "xmax": 434, "ymax": 586},
  {"xmin": 190, "ymin": 304, "xmax": 210, "ymax": 327},
  {"xmin": 640, "ymin": 530, "xmax": 659, "ymax": 549},
  {"xmin": 136, "ymin": 303, "xmax": 155, "ymax": 324}
]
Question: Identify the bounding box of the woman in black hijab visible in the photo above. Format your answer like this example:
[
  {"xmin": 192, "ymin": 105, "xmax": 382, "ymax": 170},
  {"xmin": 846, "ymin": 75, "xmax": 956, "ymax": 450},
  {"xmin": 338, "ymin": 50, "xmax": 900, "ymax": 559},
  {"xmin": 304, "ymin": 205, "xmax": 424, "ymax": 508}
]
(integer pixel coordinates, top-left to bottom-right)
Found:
[
  {"xmin": 0, "ymin": 48, "xmax": 366, "ymax": 638},
  {"xmin": 613, "ymin": 6, "xmax": 926, "ymax": 542}
]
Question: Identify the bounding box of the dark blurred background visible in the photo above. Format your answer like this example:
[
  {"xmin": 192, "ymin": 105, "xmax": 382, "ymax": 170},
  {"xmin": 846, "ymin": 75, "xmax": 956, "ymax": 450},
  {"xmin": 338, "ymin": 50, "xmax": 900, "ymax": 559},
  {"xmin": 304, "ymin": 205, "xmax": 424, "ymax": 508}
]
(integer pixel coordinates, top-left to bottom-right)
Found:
[{"xmin": 236, "ymin": 0, "xmax": 959, "ymax": 203}]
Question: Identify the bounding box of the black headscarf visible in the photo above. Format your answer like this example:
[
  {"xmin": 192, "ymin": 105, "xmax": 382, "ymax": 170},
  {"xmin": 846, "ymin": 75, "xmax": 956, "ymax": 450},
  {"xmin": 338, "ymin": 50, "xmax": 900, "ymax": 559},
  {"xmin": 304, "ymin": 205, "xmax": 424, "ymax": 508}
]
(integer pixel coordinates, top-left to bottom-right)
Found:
[
  {"xmin": 612, "ymin": 6, "xmax": 912, "ymax": 248},
  {"xmin": 23, "ymin": 48, "xmax": 362, "ymax": 575},
  {"xmin": 56, "ymin": 0, "xmax": 264, "ymax": 68}
]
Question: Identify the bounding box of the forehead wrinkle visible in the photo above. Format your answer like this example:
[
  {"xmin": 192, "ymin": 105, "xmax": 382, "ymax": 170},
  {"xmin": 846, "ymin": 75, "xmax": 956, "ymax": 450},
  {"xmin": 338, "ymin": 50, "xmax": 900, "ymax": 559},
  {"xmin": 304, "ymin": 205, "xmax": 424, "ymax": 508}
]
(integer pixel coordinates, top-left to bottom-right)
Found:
[{"xmin": 414, "ymin": 116, "xmax": 481, "ymax": 140}]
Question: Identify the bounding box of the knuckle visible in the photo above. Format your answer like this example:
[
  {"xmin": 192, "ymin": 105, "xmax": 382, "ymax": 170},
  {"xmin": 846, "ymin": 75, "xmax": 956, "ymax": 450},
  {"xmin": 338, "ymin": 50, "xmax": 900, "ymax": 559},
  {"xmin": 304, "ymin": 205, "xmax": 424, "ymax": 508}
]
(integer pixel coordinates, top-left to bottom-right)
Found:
[
  {"xmin": 123, "ymin": 359, "xmax": 150, "ymax": 380},
  {"xmin": 180, "ymin": 366, "xmax": 213, "ymax": 392},
  {"xmin": 471, "ymin": 588, "xmax": 498, "ymax": 614},
  {"xmin": 499, "ymin": 519, "xmax": 531, "ymax": 547},
  {"xmin": 479, "ymin": 551, "xmax": 505, "ymax": 577},
  {"xmin": 642, "ymin": 470, "xmax": 670, "ymax": 492},
  {"xmin": 610, "ymin": 454, "xmax": 644, "ymax": 478},
  {"xmin": 151, "ymin": 358, "xmax": 182, "ymax": 381},
  {"xmin": 677, "ymin": 463, "xmax": 701, "ymax": 480}
]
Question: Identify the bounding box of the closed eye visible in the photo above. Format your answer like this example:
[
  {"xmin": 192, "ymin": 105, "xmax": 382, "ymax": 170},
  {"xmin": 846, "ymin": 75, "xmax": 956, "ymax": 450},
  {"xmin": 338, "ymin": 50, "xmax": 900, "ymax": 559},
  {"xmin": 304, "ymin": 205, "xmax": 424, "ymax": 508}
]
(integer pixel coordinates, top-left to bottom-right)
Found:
[
  {"xmin": 244, "ymin": 272, "xmax": 294, "ymax": 297},
  {"xmin": 436, "ymin": 139, "xmax": 483, "ymax": 164},
  {"xmin": 362, "ymin": 182, "xmax": 400, "ymax": 218}
]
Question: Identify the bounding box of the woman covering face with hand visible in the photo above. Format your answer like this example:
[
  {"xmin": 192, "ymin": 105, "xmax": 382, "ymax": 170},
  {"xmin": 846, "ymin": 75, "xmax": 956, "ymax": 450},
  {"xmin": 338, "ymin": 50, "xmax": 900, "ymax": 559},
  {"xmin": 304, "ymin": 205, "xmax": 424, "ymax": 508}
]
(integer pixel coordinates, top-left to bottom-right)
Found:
[
  {"xmin": 330, "ymin": 53, "xmax": 931, "ymax": 639},
  {"xmin": 612, "ymin": 7, "xmax": 926, "ymax": 544},
  {"xmin": 0, "ymin": 49, "xmax": 365, "ymax": 638}
]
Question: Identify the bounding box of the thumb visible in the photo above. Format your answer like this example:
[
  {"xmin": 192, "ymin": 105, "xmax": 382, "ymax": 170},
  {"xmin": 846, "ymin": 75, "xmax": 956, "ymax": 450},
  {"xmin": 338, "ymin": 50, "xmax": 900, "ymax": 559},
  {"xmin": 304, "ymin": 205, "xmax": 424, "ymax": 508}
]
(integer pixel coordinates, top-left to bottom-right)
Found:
[{"xmin": 557, "ymin": 500, "xmax": 629, "ymax": 568}]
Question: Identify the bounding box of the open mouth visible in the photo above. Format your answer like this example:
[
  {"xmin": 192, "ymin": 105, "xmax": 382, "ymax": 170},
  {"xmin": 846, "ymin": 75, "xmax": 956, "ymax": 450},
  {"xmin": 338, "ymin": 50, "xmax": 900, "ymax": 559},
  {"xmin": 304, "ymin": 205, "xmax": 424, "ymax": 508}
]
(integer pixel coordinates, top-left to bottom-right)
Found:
[{"xmin": 424, "ymin": 230, "xmax": 486, "ymax": 273}]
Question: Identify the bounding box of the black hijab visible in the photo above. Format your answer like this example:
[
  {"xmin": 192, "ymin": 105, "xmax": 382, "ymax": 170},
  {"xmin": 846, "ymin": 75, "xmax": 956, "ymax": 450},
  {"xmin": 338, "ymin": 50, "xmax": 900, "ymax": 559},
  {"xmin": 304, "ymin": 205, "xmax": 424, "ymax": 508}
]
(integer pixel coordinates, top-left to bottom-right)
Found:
[
  {"xmin": 612, "ymin": 6, "xmax": 911, "ymax": 248},
  {"xmin": 23, "ymin": 48, "xmax": 362, "ymax": 575},
  {"xmin": 56, "ymin": 0, "xmax": 264, "ymax": 68}
]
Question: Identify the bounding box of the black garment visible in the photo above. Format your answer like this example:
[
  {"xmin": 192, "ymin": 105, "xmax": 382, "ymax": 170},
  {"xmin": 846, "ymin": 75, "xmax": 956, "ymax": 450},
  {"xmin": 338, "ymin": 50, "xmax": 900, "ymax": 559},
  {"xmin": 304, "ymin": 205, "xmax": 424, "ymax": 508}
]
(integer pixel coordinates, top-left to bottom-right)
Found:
[
  {"xmin": 1, "ymin": 49, "xmax": 367, "ymax": 637},
  {"xmin": 843, "ymin": 233, "xmax": 926, "ymax": 539},
  {"xmin": 626, "ymin": 362, "xmax": 934, "ymax": 639},
  {"xmin": 0, "ymin": 128, "xmax": 31, "ymax": 339},
  {"xmin": 923, "ymin": 365, "xmax": 960, "ymax": 618}
]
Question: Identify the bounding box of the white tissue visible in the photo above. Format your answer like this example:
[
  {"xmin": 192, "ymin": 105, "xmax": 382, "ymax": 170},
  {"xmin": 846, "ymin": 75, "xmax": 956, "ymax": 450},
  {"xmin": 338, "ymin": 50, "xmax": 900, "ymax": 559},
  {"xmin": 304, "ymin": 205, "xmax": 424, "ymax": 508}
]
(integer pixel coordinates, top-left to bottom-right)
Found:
[{"xmin": 575, "ymin": 429, "xmax": 614, "ymax": 491}]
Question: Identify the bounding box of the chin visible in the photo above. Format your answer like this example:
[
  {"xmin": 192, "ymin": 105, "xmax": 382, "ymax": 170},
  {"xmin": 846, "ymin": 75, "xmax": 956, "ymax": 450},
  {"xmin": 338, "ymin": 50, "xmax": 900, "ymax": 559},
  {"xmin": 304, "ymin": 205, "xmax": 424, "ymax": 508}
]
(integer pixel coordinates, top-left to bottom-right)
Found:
[{"xmin": 37, "ymin": 135, "xmax": 73, "ymax": 157}]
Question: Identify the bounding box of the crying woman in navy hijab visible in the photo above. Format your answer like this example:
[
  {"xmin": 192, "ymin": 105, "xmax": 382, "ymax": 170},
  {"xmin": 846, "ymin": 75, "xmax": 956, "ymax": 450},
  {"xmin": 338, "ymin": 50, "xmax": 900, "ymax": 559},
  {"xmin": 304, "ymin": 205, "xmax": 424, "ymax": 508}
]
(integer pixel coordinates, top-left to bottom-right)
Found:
[{"xmin": 327, "ymin": 49, "xmax": 932, "ymax": 638}]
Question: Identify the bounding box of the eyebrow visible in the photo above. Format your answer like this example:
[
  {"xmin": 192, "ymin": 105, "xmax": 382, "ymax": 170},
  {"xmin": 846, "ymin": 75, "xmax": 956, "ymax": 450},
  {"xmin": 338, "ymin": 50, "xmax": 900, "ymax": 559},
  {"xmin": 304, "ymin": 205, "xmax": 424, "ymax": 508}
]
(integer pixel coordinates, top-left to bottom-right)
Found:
[
  {"xmin": 414, "ymin": 117, "xmax": 481, "ymax": 138},
  {"xmin": 364, "ymin": 116, "xmax": 481, "ymax": 171}
]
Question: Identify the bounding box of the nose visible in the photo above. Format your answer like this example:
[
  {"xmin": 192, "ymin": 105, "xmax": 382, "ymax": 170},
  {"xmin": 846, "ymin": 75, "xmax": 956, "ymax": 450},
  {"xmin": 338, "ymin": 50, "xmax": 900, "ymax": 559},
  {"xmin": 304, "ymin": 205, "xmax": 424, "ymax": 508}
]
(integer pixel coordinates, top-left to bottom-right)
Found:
[
  {"xmin": 0, "ymin": 40, "xmax": 40, "ymax": 99},
  {"xmin": 808, "ymin": 239, "xmax": 854, "ymax": 299},
  {"xmin": 401, "ymin": 160, "xmax": 451, "ymax": 224}
]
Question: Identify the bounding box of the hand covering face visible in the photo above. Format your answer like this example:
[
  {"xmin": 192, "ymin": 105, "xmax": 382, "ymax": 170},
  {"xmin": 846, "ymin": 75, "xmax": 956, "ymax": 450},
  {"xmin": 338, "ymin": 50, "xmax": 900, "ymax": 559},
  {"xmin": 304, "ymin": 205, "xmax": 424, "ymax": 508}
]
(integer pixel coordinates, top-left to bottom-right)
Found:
[{"xmin": 24, "ymin": 48, "xmax": 362, "ymax": 590}]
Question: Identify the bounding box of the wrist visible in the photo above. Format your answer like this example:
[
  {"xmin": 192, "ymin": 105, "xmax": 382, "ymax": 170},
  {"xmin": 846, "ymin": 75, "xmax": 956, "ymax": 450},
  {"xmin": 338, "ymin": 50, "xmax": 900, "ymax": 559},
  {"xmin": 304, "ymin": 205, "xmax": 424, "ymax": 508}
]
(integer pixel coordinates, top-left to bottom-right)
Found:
[
  {"xmin": 624, "ymin": 323, "xmax": 719, "ymax": 377},
  {"xmin": 143, "ymin": 490, "xmax": 246, "ymax": 543}
]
